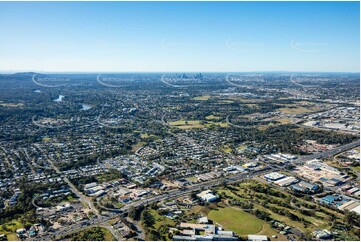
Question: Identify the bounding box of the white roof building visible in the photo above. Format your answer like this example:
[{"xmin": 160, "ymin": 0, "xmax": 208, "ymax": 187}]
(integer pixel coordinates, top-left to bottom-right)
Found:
[
  {"xmin": 274, "ymin": 176, "xmax": 299, "ymax": 187},
  {"xmin": 248, "ymin": 234, "xmax": 268, "ymax": 241},
  {"xmin": 197, "ymin": 190, "xmax": 218, "ymax": 202},
  {"xmin": 351, "ymin": 205, "xmax": 360, "ymax": 214},
  {"xmin": 264, "ymin": 172, "xmax": 285, "ymax": 181}
]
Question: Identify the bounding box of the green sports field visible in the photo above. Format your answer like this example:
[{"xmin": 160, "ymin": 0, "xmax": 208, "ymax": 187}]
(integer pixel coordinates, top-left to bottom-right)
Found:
[{"xmin": 208, "ymin": 207, "xmax": 264, "ymax": 235}]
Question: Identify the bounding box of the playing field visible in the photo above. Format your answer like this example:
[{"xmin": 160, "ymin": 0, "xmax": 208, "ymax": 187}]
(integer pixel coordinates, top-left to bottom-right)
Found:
[
  {"xmin": 193, "ymin": 95, "xmax": 211, "ymax": 101},
  {"xmin": 169, "ymin": 120, "xmax": 204, "ymax": 129},
  {"xmin": 208, "ymin": 207, "xmax": 264, "ymax": 235}
]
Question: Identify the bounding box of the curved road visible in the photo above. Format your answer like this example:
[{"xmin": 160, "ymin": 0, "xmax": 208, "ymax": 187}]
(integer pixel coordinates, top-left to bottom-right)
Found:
[{"xmin": 33, "ymin": 139, "xmax": 359, "ymax": 240}]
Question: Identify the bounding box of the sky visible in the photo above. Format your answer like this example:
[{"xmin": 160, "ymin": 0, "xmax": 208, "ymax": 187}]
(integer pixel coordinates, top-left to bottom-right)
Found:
[{"xmin": 0, "ymin": 1, "xmax": 359, "ymax": 73}]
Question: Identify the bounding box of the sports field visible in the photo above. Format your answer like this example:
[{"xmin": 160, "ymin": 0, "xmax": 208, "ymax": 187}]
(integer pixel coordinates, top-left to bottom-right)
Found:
[{"xmin": 208, "ymin": 207, "xmax": 264, "ymax": 235}]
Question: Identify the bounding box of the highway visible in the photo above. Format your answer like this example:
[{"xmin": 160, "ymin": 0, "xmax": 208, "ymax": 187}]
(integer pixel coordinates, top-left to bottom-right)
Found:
[
  {"xmin": 293, "ymin": 139, "xmax": 360, "ymax": 165},
  {"xmin": 38, "ymin": 167, "xmax": 271, "ymax": 241},
  {"xmin": 33, "ymin": 139, "xmax": 359, "ymax": 240}
]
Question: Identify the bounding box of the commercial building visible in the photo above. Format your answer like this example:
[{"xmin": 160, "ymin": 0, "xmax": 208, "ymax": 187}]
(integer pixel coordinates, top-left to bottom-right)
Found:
[
  {"xmin": 264, "ymin": 172, "xmax": 285, "ymax": 181},
  {"xmin": 248, "ymin": 235, "xmax": 268, "ymax": 241},
  {"xmin": 197, "ymin": 190, "xmax": 218, "ymax": 202},
  {"xmin": 84, "ymin": 182, "xmax": 97, "ymax": 190},
  {"xmin": 291, "ymin": 181, "xmax": 319, "ymax": 193},
  {"xmin": 174, "ymin": 221, "xmax": 238, "ymax": 241},
  {"xmin": 313, "ymin": 230, "xmax": 332, "ymax": 240},
  {"xmin": 274, "ymin": 176, "xmax": 299, "ymax": 187},
  {"xmin": 337, "ymin": 200, "xmax": 360, "ymax": 212},
  {"xmin": 351, "ymin": 205, "xmax": 360, "ymax": 214}
]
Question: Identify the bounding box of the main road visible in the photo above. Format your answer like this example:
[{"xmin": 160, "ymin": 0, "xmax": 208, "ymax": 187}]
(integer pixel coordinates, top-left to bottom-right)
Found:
[
  {"xmin": 36, "ymin": 139, "xmax": 359, "ymax": 240},
  {"xmin": 43, "ymin": 166, "xmax": 271, "ymax": 241},
  {"xmin": 35, "ymin": 144, "xmax": 99, "ymax": 216},
  {"xmin": 293, "ymin": 139, "xmax": 359, "ymax": 165}
]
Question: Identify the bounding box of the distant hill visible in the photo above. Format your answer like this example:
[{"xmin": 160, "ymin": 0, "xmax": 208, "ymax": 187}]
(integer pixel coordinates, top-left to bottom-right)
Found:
[{"xmin": 0, "ymin": 72, "xmax": 44, "ymax": 82}]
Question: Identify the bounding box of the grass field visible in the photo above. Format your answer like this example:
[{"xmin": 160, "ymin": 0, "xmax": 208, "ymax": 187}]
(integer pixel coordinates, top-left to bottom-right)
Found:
[
  {"xmin": 169, "ymin": 120, "xmax": 204, "ymax": 129},
  {"xmin": 208, "ymin": 207, "xmax": 264, "ymax": 235},
  {"xmin": 169, "ymin": 116, "xmax": 229, "ymax": 129},
  {"xmin": 205, "ymin": 115, "xmax": 220, "ymax": 120},
  {"xmin": 42, "ymin": 137, "xmax": 51, "ymax": 142},
  {"xmin": 230, "ymin": 97, "xmax": 265, "ymax": 103},
  {"xmin": 148, "ymin": 209, "xmax": 175, "ymax": 240},
  {"xmin": 237, "ymin": 145, "xmax": 247, "ymax": 150},
  {"xmin": 0, "ymin": 219, "xmax": 24, "ymax": 241},
  {"xmin": 215, "ymin": 99, "xmax": 234, "ymax": 104},
  {"xmin": 149, "ymin": 209, "xmax": 175, "ymax": 230},
  {"xmin": 221, "ymin": 146, "xmax": 232, "ymax": 153},
  {"xmin": 215, "ymin": 181, "xmax": 345, "ymax": 238},
  {"xmin": 103, "ymin": 228, "xmax": 115, "ymax": 241},
  {"xmin": 0, "ymin": 103, "xmax": 24, "ymax": 107},
  {"xmin": 131, "ymin": 141, "xmax": 146, "ymax": 152},
  {"xmin": 351, "ymin": 166, "xmax": 360, "ymax": 171},
  {"xmin": 257, "ymin": 123, "xmax": 276, "ymax": 130},
  {"xmin": 140, "ymin": 133, "xmax": 159, "ymax": 140},
  {"xmin": 205, "ymin": 121, "xmax": 229, "ymax": 128},
  {"xmin": 141, "ymin": 133, "xmax": 151, "ymax": 138},
  {"xmin": 257, "ymin": 223, "xmax": 288, "ymax": 241},
  {"xmin": 278, "ymin": 105, "xmax": 321, "ymax": 114},
  {"xmin": 193, "ymin": 95, "xmax": 211, "ymax": 101},
  {"xmin": 65, "ymin": 227, "xmax": 115, "ymax": 241},
  {"xmin": 276, "ymin": 118, "xmax": 292, "ymax": 124}
]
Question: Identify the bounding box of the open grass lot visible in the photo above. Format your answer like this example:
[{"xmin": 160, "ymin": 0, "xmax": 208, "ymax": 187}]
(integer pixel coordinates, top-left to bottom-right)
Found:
[
  {"xmin": 140, "ymin": 133, "xmax": 151, "ymax": 138},
  {"xmin": 257, "ymin": 123, "xmax": 276, "ymax": 131},
  {"xmin": 0, "ymin": 219, "xmax": 24, "ymax": 241},
  {"xmin": 147, "ymin": 209, "xmax": 175, "ymax": 240},
  {"xmin": 276, "ymin": 118, "xmax": 292, "ymax": 124},
  {"xmin": 221, "ymin": 146, "xmax": 232, "ymax": 153},
  {"xmin": 193, "ymin": 95, "xmax": 211, "ymax": 101},
  {"xmin": 189, "ymin": 203, "xmax": 286, "ymax": 240},
  {"xmin": 214, "ymin": 180, "xmax": 359, "ymax": 240},
  {"xmin": 103, "ymin": 228, "xmax": 116, "ymax": 241},
  {"xmin": 169, "ymin": 116, "xmax": 229, "ymax": 129},
  {"xmin": 257, "ymin": 223, "xmax": 288, "ymax": 241},
  {"xmin": 277, "ymin": 104, "xmax": 321, "ymax": 114},
  {"xmin": 187, "ymin": 205, "xmax": 206, "ymax": 215},
  {"xmin": 42, "ymin": 137, "xmax": 51, "ymax": 142},
  {"xmin": 149, "ymin": 209, "xmax": 175, "ymax": 230},
  {"xmin": 0, "ymin": 102, "xmax": 24, "ymax": 107},
  {"xmin": 140, "ymin": 133, "xmax": 159, "ymax": 140},
  {"xmin": 218, "ymin": 99, "xmax": 234, "ymax": 104},
  {"xmin": 205, "ymin": 115, "xmax": 220, "ymax": 120},
  {"xmin": 64, "ymin": 227, "xmax": 115, "ymax": 241},
  {"xmin": 131, "ymin": 141, "xmax": 146, "ymax": 152},
  {"xmin": 169, "ymin": 120, "xmax": 204, "ymax": 129},
  {"xmin": 351, "ymin": 165, "xmax": 360, "ymax": 171},
  {"xmin": 205, "ymin": 121, "xmax": 229, "ymax": 128},
  {"xmin": 208, "ymin": 207, "xmax": 263, "ymax": 235},
  {"xmin": 230, "ymin": 97, "xmax": 265, "ymax": 103}
]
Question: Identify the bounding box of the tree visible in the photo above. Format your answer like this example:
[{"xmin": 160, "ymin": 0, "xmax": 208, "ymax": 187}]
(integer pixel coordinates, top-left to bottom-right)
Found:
[
  {"xmin": 190, "ymin": 191, "xmax": 198, "ymax": 200},
  {"xmin": 141, "ymin": 210, "xmax": 155, "ymax": 228},
  {"xmin": 344, "ymin": 211, "xmax": 360, "ymax": 228},
  {"xmin": 148, "ymin": 229, "xmax": 161, "ymax": 240}
]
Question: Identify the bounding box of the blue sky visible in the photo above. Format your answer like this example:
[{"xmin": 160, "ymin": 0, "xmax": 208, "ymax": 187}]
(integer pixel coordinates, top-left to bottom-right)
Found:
[{"xmin": 0, "ymin": 1, "xmax": 359, "ymax": 72}]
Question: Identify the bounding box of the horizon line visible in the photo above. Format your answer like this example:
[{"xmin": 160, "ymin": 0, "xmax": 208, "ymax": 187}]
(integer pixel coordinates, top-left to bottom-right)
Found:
[{"xmin": 0, "ymin": 70, "xmax": 360, "ymax": 74}]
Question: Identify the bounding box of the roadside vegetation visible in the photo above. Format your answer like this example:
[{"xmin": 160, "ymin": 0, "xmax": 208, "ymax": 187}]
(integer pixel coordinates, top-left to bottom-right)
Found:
[{"xmin": 60, "ymin": 227, "xmax": 115, "ymax": 241}]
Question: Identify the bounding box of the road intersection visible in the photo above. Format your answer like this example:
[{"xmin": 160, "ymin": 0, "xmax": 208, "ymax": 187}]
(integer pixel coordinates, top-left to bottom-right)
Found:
[{"xmin": 32, "ymin": 139, "xmax": 359, "ymax": 240}]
